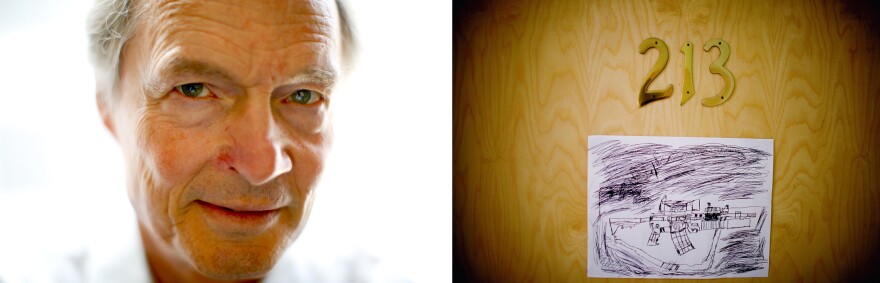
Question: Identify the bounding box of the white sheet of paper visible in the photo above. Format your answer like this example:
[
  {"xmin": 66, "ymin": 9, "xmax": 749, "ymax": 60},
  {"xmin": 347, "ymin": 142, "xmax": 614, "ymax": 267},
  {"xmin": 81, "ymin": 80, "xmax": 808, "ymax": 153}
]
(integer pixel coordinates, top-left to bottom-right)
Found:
[{"xmin": 587, "ymin": 135, "xmax": 773, "ymax": 278}]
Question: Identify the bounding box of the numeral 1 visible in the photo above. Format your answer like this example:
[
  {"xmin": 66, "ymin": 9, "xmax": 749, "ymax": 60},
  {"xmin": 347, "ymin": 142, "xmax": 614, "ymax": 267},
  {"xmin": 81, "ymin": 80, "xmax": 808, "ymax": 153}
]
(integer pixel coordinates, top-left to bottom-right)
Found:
[{"xmin": 680, "ymin": 41, "xmax": 695, "ymax": 105}]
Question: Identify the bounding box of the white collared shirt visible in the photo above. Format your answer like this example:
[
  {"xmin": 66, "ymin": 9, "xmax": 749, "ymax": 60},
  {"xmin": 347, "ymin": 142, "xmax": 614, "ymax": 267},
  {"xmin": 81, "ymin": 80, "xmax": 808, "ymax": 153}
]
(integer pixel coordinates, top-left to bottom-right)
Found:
[{"xmin": 1, "ymin": 218, "xmax": 405, "ymax": 283}]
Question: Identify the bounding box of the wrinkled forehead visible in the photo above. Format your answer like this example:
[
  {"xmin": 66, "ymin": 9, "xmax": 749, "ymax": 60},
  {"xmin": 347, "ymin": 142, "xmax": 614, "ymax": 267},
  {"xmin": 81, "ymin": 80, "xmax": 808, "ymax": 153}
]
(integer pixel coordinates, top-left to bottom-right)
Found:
[
  {"xmin": 134, "ymin": 0, "xmax": 341, "ymax": 84},
  {"xmin": 142, "ymin": 0, "xmax": 339, "ymax": 40}
]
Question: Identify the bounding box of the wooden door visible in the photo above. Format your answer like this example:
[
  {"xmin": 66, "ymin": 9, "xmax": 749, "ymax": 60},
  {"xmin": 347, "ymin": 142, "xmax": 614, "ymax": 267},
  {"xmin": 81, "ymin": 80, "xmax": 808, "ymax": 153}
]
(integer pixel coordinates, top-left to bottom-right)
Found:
[{"xmin": 454, "ymin": 0, "xmax": 880, "ymax": 281}]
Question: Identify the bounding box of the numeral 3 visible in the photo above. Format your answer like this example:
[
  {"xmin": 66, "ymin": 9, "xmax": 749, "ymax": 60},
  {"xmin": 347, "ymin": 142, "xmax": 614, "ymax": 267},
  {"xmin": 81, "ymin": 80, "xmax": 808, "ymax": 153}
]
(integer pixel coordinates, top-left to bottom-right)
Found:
[{"xmin": 701, "ymin": 39, "xmax": 735, "ymax": 107}]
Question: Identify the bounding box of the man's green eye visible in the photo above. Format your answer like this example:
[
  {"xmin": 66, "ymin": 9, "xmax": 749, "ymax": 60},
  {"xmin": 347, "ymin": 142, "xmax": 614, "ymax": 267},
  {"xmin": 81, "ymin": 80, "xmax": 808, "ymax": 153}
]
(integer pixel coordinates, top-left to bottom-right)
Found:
[
  {"xmin": 290, "ymin": 89, "xmax": 321, "ymax": 105},
  {"xmin": 176, "ymin": 83, "xmax": 210, "ymax": 98}
]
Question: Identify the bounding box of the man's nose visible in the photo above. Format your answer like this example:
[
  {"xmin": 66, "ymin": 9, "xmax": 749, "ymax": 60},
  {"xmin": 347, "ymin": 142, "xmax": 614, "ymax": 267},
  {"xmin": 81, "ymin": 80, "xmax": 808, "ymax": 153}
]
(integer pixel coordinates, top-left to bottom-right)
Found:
[{"xmin": 225, "ymin": 97, "xmax": 293, "ymax": 186}]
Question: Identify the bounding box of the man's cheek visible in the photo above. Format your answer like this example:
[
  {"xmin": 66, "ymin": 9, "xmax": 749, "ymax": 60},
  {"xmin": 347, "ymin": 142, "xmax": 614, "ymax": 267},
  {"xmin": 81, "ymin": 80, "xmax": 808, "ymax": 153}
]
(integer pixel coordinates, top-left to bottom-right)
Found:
[
  {"xmin": 143, "ymin": 124, "xmax": 217, "ymax": 187},
  {"xmin": 292, "ymin": 139, "xmax": 328, "ymax": 194}
]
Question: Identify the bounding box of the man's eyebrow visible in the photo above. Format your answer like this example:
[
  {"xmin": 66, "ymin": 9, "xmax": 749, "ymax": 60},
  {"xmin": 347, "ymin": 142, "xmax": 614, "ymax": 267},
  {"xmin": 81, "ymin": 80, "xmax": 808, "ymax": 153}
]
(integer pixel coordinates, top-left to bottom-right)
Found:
[
  {"xmin": 161, "ymin": 58, "xmax": 237, "ymax": 82},
  {"xmin": 144, "ymin": 58, "xmax": 237, "ymax": 94},
  {"xmin": 145, "ymin": 58, "xmax": 339, "ymax": 94},
  {"xmin": 289, "ymin": 66, "xmax": 339, "ymax": 89},
  {"xmin": 160, "ymin": 58, "xmax": 338, "ymax": 87}
]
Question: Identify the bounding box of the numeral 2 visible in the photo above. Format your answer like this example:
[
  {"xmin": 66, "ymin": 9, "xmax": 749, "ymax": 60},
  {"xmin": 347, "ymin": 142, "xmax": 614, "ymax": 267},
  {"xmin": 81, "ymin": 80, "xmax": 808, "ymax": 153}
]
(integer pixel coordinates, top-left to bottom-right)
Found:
[
  {"xmin": 701, "ymin": 39, "xmax": 735, "ymax": 107},
  {"xmin": 638, "ymin": 38, "xmax": 673, "ymax": 107}
]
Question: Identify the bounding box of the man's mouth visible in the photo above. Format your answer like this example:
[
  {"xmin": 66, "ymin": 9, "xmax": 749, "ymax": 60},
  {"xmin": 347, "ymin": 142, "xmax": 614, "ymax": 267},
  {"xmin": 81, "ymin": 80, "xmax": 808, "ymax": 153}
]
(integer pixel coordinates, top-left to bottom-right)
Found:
[
  {"xmin": 195, "ymin": 200, "xmax": 282, "ymax": 234},
  {"xmin": 196, "ymin": 200, "xmax": 278, "ymax": 214}
]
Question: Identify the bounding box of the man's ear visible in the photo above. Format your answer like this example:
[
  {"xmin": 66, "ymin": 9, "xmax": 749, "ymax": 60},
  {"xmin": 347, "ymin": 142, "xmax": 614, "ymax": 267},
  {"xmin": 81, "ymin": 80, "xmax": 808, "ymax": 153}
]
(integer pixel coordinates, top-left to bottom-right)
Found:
[{"xmin": 96, "ymin": 90, "xmax": 118, "ymax": 141}]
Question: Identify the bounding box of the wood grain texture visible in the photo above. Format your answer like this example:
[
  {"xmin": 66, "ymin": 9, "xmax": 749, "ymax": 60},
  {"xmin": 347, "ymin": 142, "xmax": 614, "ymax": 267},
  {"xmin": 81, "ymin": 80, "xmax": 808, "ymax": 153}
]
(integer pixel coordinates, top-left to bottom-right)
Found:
[{"xmin": 453, "ymin": 0, "xmax": 880, "ymax": 282}]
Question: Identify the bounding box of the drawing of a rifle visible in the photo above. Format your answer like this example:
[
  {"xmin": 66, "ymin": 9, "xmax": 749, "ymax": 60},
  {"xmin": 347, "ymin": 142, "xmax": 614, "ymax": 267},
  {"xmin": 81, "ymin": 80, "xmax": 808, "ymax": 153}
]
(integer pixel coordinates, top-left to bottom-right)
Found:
[{"xmin": 609, "ymin": 196, "xmax": 757, "ymax": 256}]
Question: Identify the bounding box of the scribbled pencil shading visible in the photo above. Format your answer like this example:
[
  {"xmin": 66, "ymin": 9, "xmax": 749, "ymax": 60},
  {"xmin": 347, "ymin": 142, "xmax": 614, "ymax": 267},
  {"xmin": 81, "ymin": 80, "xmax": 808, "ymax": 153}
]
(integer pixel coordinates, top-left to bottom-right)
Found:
[
  {"xmin": 588, "ymin": 138, "xmax": 772, "ymax": 278},
  {"xmin": 591, "ymin": 140, "xmax": 770, "ymax": 215},
  {"xmin": 714, "ymin": 208, "xmax": 768, "ymax": 275}
]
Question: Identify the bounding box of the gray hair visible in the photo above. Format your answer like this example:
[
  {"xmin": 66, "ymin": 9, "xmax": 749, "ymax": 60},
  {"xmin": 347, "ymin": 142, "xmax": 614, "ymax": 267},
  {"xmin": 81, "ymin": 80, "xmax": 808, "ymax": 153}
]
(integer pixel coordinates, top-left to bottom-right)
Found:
[{"xmin": 87, "ymin": 0, "xmax": 357, "ymax": 104}]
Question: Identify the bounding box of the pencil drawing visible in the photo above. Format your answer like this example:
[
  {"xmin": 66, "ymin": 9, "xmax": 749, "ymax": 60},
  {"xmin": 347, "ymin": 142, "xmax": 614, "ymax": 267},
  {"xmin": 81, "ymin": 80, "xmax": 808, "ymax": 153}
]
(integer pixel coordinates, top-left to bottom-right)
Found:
[{"xmin": 588, "ymin": 138, "xmax": 772, "ymax": 278}]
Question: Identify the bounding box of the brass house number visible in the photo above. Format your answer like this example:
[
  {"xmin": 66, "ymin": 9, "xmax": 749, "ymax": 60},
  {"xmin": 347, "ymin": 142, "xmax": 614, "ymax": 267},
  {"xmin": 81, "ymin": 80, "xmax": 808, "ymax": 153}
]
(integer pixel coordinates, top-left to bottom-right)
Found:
[{"xmin": 638, "ymin": 37, "xmax": 735, "ymax": 107}]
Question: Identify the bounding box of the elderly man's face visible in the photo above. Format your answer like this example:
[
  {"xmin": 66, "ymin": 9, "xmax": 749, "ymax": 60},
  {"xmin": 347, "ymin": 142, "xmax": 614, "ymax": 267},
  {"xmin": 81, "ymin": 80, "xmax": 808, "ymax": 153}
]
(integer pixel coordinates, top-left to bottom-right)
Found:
[{"xmin": 102, "ymin": 0, "xmax": 341, "ymax": 279}]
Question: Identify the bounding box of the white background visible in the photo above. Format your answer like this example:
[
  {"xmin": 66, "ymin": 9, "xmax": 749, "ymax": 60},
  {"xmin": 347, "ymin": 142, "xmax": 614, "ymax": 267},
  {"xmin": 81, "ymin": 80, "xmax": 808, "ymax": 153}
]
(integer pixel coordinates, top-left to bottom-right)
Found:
[{"xmin": 0, "ymin": 0, "xmax": 450, "ymax": 282}]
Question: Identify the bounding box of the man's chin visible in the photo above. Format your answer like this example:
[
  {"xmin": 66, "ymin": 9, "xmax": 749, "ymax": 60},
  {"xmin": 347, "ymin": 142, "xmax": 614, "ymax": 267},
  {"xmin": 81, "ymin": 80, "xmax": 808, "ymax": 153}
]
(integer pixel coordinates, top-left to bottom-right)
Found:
[
  {"xmin": 173, "ymin": 216, "xmax": 297, "ymax": 281},
  {"xmin": 181, "ymin": 240, "xmax": 286, "ymax": 280}
]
